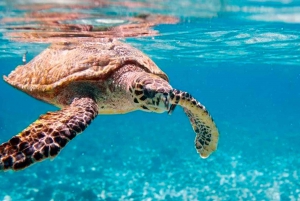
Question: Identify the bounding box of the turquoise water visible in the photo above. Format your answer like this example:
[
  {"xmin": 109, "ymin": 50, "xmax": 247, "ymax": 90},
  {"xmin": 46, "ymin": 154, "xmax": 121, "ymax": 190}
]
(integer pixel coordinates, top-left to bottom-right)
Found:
[{"xmin": 0, "ymin": 0, "xmax": 300, "ymax": 200}]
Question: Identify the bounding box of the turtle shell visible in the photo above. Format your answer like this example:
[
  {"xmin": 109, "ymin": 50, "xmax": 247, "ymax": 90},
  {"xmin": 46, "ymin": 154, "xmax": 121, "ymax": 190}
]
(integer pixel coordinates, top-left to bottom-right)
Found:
[{"xmin": 4, "ymin": 38, "xmax": 168, "ymax": 95}]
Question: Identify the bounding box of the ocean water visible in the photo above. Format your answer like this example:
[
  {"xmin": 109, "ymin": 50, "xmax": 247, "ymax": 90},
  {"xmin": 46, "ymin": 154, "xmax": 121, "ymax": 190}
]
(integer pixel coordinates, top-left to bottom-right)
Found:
[{"xmin": 0, "ymin": 0, "xmax": 300, "ymax": 200}]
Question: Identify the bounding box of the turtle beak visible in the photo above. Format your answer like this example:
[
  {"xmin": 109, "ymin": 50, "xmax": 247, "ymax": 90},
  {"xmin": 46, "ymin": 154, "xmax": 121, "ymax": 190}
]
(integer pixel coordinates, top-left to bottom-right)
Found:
[
  {"xmin": 161, "ymin": 93, "xmax": 177, "ymax": 114},
  {"xmin": 167, "ymin": 90, "xmax": 177, "ymax": 114},
  {"xmin": 164, "ymin": 93, "xmax": 170, "ymax": 110},
  {"xmin": 160, "ymin": 93, "xmax": 170, "ymax": 112},
  {"xmin": 168, "ymin": 104, "xmax": 177, "ymax": 115}
]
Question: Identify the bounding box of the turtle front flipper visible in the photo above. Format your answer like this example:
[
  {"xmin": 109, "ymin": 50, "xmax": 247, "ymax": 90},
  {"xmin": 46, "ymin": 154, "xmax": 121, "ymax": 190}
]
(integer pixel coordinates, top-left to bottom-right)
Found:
[
  {"xmin": 0, "ymin": 97, "xmax": 98, "ymax": 171},
  {"xmin": 170, "ymin": 89, "xmax": 219, "ymax": 158}
]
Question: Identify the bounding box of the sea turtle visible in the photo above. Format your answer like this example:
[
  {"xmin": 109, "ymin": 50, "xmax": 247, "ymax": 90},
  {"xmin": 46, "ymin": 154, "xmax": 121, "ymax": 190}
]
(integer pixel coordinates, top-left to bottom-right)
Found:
[{"xmin": 1, "ymin": 38, "xmax": 219, "ymax": 171}]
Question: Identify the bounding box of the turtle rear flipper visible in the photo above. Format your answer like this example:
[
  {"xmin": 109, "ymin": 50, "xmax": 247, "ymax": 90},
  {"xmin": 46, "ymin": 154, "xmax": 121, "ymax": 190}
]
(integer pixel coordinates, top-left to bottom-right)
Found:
[
  {"xmin": 0, "ymin": 97, "xmax": 98, "ymax": 171},
  {"xmin": 170, "ymin": 89, "xmax": 219, "ymax": 158}
]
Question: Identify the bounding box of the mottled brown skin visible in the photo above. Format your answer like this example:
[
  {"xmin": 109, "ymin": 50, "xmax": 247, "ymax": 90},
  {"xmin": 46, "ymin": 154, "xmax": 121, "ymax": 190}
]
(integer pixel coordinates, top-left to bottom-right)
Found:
[
  {"xmin": 1, "ymin": 38, "xmax": 219, "ymax": 171},
  {"xmin": 0, "ymin": 98, "xmax": 98, "ymax": 170}
]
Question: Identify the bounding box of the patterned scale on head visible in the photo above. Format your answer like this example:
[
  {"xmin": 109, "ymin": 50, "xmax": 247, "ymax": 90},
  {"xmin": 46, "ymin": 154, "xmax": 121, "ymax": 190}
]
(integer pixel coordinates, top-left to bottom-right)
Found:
[
  {"xmin": 128, "ymin": 72, "xmax": 173, "ymax": 113},
  {"xmin": 1, "ymin": 38, "xmax": 219, "ymax": 171}
]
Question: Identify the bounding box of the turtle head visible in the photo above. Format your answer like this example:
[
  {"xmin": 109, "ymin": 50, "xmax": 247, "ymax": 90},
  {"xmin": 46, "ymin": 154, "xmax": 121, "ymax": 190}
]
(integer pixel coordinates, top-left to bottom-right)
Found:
[{"xmin": 130, "ymin": 74, "xmax": 173, "ymax": 113}]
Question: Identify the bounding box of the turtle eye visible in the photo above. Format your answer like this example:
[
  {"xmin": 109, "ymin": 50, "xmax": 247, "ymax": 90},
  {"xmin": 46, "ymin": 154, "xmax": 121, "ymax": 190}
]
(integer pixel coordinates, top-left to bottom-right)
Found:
[{"xmin": 143, "ymin": 88, "xmax": 155, "ymax": 99}]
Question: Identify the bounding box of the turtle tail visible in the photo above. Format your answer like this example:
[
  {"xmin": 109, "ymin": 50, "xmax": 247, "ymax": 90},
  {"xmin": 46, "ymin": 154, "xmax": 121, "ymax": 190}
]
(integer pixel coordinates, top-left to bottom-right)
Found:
[
  {"xmin": 169, "ymin": 89, "xmax": 219, "ymax": 158},
  {"xmin": 0, "ymin": 97, "xmax": 98, "ymax": 171}
]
